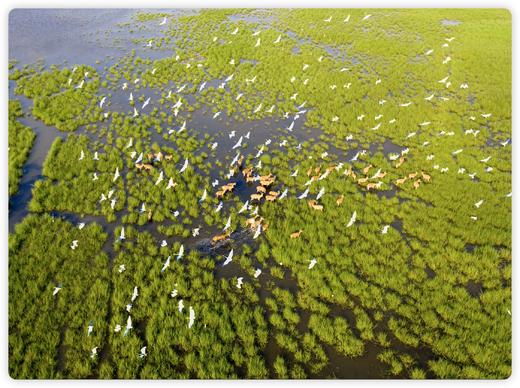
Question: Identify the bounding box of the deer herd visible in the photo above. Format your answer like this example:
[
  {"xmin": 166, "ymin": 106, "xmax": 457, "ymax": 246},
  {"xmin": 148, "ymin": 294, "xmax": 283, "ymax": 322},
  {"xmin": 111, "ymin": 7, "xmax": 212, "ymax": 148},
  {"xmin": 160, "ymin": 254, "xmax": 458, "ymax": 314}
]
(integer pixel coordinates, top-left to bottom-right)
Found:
[{"xmin": 137, "ymin": 145, "xmax": 431, "ymax": 246}]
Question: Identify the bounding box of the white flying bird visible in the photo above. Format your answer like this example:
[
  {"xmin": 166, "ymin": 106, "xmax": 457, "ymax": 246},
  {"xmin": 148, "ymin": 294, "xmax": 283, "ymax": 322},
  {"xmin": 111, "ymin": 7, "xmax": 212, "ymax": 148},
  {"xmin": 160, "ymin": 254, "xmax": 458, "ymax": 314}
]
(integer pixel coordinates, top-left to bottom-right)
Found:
[
  {"xmin": 223, "ymin": 249, "xmax": 234, "ymax": 266},
  {"xmin": 253, "ymin": 224, "xmax": 262, "ymax": 239},
  {"xmin": 232, "ymin": 136, "xmax": 243, "ymax": 150},
  {"xmin": 155, "ymin": 171, "xmax": 164, "ymax": 186},
  {"xmin": 200, "ymin": 189, "xmax": 207, "ymax": 202},
  {"xmin": 188, "ymin": 307, "xmax": 195, "ymax": 328},
  {"xmin": 179, "ymin": 158, "xmax": 189, "ymax": 173},
  {"xmin": 124, "ymin": 315, "xmax": 133, "ymax": 336},
  {"xmin": 176, "ymin": 245, "xmax": 184, "ymax": 260},
  {"xmin": 346, "ymin": 211, "xmax": 357, "ymax": 227},
  {"xmin": 297, "ymin": 188, "xmax": 309, "ymax": 200},
  {"xmin": 53, "ymin": 285, "xmax": 62, "ymax": 296},
  {"xmin": 161, "ymin": 256, "xmax": 171, "ymax": 273},
  {"xmin": 223, "ymin": 216, "xmax": 232, "ymax": 231},
  {"xmin": 131, "ymin": 287, "xmax": 139, "ymax": 302}
]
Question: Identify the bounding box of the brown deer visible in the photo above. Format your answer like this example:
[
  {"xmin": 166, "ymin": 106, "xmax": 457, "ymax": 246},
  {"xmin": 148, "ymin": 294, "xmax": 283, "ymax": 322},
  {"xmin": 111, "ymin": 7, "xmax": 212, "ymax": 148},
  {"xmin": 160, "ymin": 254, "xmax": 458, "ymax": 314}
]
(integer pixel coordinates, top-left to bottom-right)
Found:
[
  {"xmin": 336, "ymin": 194, "xmax": 344, "ymax": 206},
  {"xmin": 363, "ymin": 164, "xmax": 373, "ymax": 175},
  {"xmin": 408, "ymin": 172, "xmax": 418, "ymax": 179},
  {"xmin": 256, "ymin": 185, "xmax": 267, "ymax": 194},
  {"xmin": 413, "ymin": 179, "xmax": 421, "ymax": 189},
  {"xmin": 212, "ymin": 232, "xmax": 230, "ymax": 244},
  {"xmin": 290, "ymin": 230, "xmax": 303, "ymax": 239},
  {"xmin": 395, "ymin": 156, "xmax": 406, "ymax": 168},
  {"xmin": 395, "ymin": 177, "xmax": 407, "ymax": 185},
  {"xmin": 250, "ymin": 193, "xmax": 264, "ymax": 201},
  {"xmin": 421, "ymin": 171, "xmax": 431, "ymax": 182},
  {"xmin": 308, "ymin": 200, "xmax": 323, "ymax": 211}
]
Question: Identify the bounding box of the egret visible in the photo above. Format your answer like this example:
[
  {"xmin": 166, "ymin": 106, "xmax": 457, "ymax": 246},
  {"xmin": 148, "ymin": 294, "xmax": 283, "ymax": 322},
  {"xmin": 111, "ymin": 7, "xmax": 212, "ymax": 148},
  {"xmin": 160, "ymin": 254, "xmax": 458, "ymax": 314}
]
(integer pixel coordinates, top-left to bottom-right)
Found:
[
  {"xmin": 155, "ymin": 171, "xmax": 164, "ymax": 186},
  {"xmin": 291, "ymin": 169, "xmax": 298, "ymax": 177},
  {"xmin": 79, "ymin": 150, "xmax": 85, "ymax": 161},
  {"xmin": 308, "ymin": 258, "xmax": 317, "ymax": 269},
  {"xmin": 425, "ymin": 93, "xmax": 435, "ymax": 101},
  {"xmin": 166, "ymin": 178, "xmax": 176, "ymax": 190},
  {"xmin": 231, "ymin": 27, "xmax": 239, "ymax": 35},
  {"xmin": 223, "ymin": 215, "xmax": 232, "ymax": 232},
  {"xmin": 253, "ymin": 224, "xmax": 262, "ymax": 239},
  {"xmin": 119, "ymin": 227, "xmax": 125, "ymax": 240},
  {"xmin": 238, "ymin": 201, "xmax": 249, "ymax": 214},
  {"xmin": 344, "ymin": 14, "xmax": 351, "ymax": 22},
  {"xmin": 91, "ymin": 347, "xmax": 98, "ymax": 358},
  {"xmin": 346, "ymin": 211, "xmax": 357, "ymax": 227},
  {"xmin": 87, "ymin": 320, "xmax": 94, "ymax": 336},
  {"xmin": 118, "ymin": 264, "xmax": 126, "ymax": 273},
  {"xmin": 93, "ymin": 151, "xmax": 99, "ymax": 160},
  {"xmin": 452, "ymin": 149, "xmax": 463, "ymax": 155},
  {"xmin": 438, "ymin": 75, "xmax": 449, "ymax": 84},
  {"xmin": 254, "ymin": 268, "xmax": 262, "ymax": 278},
  {"xmin": 223, "ymin": 249, "xmax": 234, "ymax": 266},
  {"xmin": 161, "ymin": 240, "xmax": 167, "ymax": 247},
  {"xmin": 232, "ymin": 136, "xmax": 243, "ymax": 150},
  {"xmin": 316, "ymin": 187, "xmax": 325, "ymax": 200},
  {"xmin": 231, "ymin": 153, "xmax": 241, "ymax": 167},
  {"xmin": 199, "ymin": 81, "xmax": 206, "ymax": 91},
  {"xmin": 100, "ymin": 193, "xmax": 107, "ymax": 202},
  {"xmin": 481, "ymin": 113, "xmax": 492, "ymax": 118},
  {"xmin": 274, "ymin": 35, "xmax": 281, "ymax": 43},
  {"xmin": 188, "ymin": 307, "xmax": 195, "ymax": 328},
  {"xmin": 382, "ymin": 225, "xmax": 390, "ymax": 234},
  {"xmin": 139, "ymin": 346, "xmax": 147, "ymax": 358},
  {"xmin": 192, "ymin": 227, "xmax": 200, "ymax": 237},
  {"xmin": 142, "ymin": 97, "xmax": 150, "ymax": 110},
  {"xmin": 53, "ymin": 285, "xmax": 62, "ymax": 296},
  {"xmin": 474, "ymin": 199, "xmax": 484, "ymax": 208},
  {"xmin": 298, "ymin": 188, "xmax": 309, "ymax": 200},
  {"xmin": 480, "ymin": 156, "xmax": 491, "ymax": 163},
  {"xmin": 212, "ymin": 179, "xmax": 219, "ymax": 187},
  {"xmin": 76, "ymin": 80, "xmax": 84, "ymax": 89},
  {"xmin": 255, "ymin": 38, "xmax": 261, "ymax": 47},
  {"xmin": 236, "ymin": 277, "xmax": 244, "ymax": 289},
  {"xmin": 99, "ymin": 96, "xmax": 106, "ymax": 108},
  {"xmin": 213, "ymin": 111, "xmax": 221, "ymax": 119},
  {"xmin": 133, "ymin": 107, "xmax": 139, "ymax": 117},
  {"xmin": 178, "ymin": 299, "xmax": 185, "ymax": 313},
  {"xmin": 287, "ymin": 121, "xmax": 295, "ymax": 131},
  {"xmin": 71, "ymin": 240, "xmax": 79, "ymax": 250},
  {"xmin": 129, "ymin": 92, "xmax": 133, "ymax": 101},
  {"xmin": 159, "ymin": 16, "xmax": 167, "ymax": 25},
  {"xmin": 362, "ymin": 14, "xmax": 372, "ymax": 21},
  {"xmin": 113, "ymin": 167, "xmax": 120, "ymax": 182},
  {"xmin": 324, "ymin": 16, "xmax": 332, "ymax": 22},
  {"xmin": 199, "ymin": 189, "xmax": 207, "ymax": 203},
  {"xmin": 176, "ymin": 245, "xmax": 184, "ymax": 260},
  {"xmin": 131, "ymin": 286, "xmax": 139, "ymax": 302},
  {"xmin": 179, "ymin": 158, "xmax": 189, "ymax": 173},
  {"xmin": 124, "ymin": 315, "xmax": 133, "ymax": 336},
  {"xmin": 161, "ymin": 256, "xmax": 171, "ymax": 273},
  {"xmin": 501, "ymin": 139, "xmax": 510, "ymax": 147},
  {"xmin": 114, "ymin": 324, "xmax": 121, "ymax": 333}
]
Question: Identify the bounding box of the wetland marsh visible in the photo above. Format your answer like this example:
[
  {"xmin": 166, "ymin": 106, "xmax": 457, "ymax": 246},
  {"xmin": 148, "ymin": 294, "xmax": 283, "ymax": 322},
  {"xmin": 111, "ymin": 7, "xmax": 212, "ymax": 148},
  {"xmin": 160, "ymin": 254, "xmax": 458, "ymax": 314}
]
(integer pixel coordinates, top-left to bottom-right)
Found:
[{"xmin": 8, "ymin": 8, "xmax": 511, "ymax": 379}]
